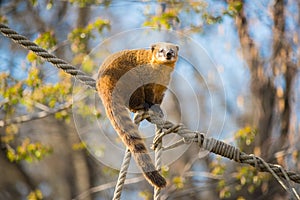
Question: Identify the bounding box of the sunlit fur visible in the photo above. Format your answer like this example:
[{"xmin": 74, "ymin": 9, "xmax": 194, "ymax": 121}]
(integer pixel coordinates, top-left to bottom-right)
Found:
[
  {"xmin": 151, "ymin": 42, "xmax": 179, "ymax": 64},
  {"xmin": 97, "ymin": 42, "xmax": 179, "ymax": 188}
]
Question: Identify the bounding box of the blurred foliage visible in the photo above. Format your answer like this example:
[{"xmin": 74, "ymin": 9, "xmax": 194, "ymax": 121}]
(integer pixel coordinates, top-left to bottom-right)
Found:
[
  {"xmin": 234, "ymin": 166, "xmax": 269, "ymax": 194},
  {"xmin": 27, "ymin": 189, "xmax": 43, "ymax": 200},
  {"xmin": 29, "ymin": 0, "xmax": 38, "ymax": 7},
  {"xmin": 210, "ymin": 127, "xmax": 269, "ymax": 199},
  {"xmin": 72, "ymin": 141, "xmax": 87, "ymax": 151},
  {"xmin": 2, "ymin": 124, "xmax": 18, "ymax": 143},
  {"xmin": 102, "ymin": 166, "xmax": 119, "ymax": 177},
  {"xmin": 81, "ymin": 55, "xmax": 98, "ymax": 74},
  {"xmin": 24, "ymin": 68, "xmax": 72, "ymax": 109},
  {"xmin": 139, "ymin": 190, "xmax": 152, "ymax": 200},
  {"xmin": 202, "ymin": 13, "xmax": 222, "ymax": 25},
  {"xmin": 224, "ymin": 0, "xmax": 243, "ymax": 17},
  {"xmin": 234, "ymin": 126, "xmax": 257, "ymax": 151},
  {"xmin": 27, "ymin": 32, "xmax": 57, "ymax": 63},
  {"xmin": 0, "ymin": 73, "xmax": 24, "ymax": 115},
  {"xmin": 210, "ymin": 157, "xmax": 226, "ymax": 176},
  {"xmin": 30, "ymin": 0, "xmax": 111, "ymax": 8},
  {"xmin": 160, "ymin": 165, "xmax": 169, "ymax": 178},
  {"xmin": 143, "ymin": 1, "xmax": 207, "ymax": 30},
  {"xmin": 68, "ymin": 18, "xmax": 110, "ymax": 65},
  {"xmin": 6, "ymin": 138, "xmax": 52, "ymax": 163},
  {"xmin": 0, "ymin": 15, "xmax": 8, "ymax": 24},
  {"xmin": 143, "ymin": 1, "xmax": 243, "ymax": 31},
  {"xmin": 68, "ymin": 0, "xmax": 111, "ymax": 7},
  {"xmin": 143, "ymin": 11, "xmax": 180, "ymax": 29},
  {"xmin": 172, "ymin": 176, "xmax": 184, "ymax": 189},
  {"xmin": 68, "ymin": 18, "xmax": 110, "ymax": 53}
]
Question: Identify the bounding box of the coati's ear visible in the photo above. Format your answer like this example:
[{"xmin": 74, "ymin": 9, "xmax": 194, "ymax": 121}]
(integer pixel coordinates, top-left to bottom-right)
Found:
[
  {"xmin": 151, "ymin": 44, "xmax": 156, "ymax": 52},
  {"xmin": 176, "ymin": 45, "xmax": 179, "ymax": 51}
]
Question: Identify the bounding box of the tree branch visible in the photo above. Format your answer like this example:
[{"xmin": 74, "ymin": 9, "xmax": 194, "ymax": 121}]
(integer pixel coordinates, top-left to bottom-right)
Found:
[{"xmin": 0, "ymin": 102, "xmax": 72, "ymax": 128}]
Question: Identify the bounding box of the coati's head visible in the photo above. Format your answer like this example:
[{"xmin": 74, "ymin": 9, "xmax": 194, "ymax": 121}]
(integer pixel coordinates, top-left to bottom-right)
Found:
[{"xmin": 151, "ymin": 42, "xmax": 179, "ymax": 64}]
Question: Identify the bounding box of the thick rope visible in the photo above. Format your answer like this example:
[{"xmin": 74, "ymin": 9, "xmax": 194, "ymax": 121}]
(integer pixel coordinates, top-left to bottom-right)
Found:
[
  {"xmin": 112, "ymin": 148, "xmax": 131, "ymax": 200},
  {"xmin": 147, "ymin": 110, "xmax": 300, "ymax": 184},
  {"xmin": 147, "ymin": 110, "xmax": 300, "ymax": 199},
  {"xmin": 0, "ymin": 24, "xmax": 96, "ymax": 89},
  {"xmin": 154, "ymin": 127, "xmax": 163, "ymax": 200},
  {"xmin": 112, "ymin": 112, "xmax": 146, "ymax": 199},
  {"xmin": 2, "ymin": 23, "xmax": 300, "ymax": 199}
]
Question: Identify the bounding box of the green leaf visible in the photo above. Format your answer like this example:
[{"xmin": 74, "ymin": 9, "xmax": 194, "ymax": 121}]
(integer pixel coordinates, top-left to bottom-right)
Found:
[
  {"xmin": 172, "ymin": 176, "xmax": 184, "ymax": 189},
  {"xmin": 27, "ymin": 189, "xmax": 43, "ymax": 200},
  {"xmin": 6, "ymin": 148, "xmax": 16, "ymax": 162},
  {"xmin": 0, "ymin": 15, "xmax": 8, "ymax": 24},
  {"xmin": 93, "ymin": 18, "xmax": 110, "ymax": 33},
  {"xmin": 30, "ymin": 0, "xmax": 38, "ymax": 7},
  {"xmin": 229, "ymin": 1, "xmax": 243, "ymax": 13},
  {"xmin": 6, "ymin": 139, "xmax": 52, "ymax": 163},
  {"xmin": 46, "ymin": 0, "xmax": 53, "ymax": 9},
  {"xmin": 35, "ymin": 31, "xmax": 57, "ymax": 49},
  {"xmin": 27, "ymin": 51, "xmax": 38, "ymax": 62}
]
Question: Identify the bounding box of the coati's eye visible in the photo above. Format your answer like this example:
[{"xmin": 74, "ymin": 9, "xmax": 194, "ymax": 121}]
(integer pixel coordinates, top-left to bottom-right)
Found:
[{"xmin": 159, "ymin": 49, "xmax": 164, "ymax": 53}]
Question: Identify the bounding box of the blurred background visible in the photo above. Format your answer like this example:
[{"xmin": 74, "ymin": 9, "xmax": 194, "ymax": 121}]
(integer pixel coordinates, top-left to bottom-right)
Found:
[{"xmin": 0, "ymin": 0, "xmax": 299, "ymax": 199}]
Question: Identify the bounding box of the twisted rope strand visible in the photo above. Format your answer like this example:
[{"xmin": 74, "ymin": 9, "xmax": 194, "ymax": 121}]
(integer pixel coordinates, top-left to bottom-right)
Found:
[
  {"xmin": 0, "ymin": 24, "xmax": 96, "ymax": 89},
  {"xmin": 112, "ymin": 148, "xmax": 131, "ymax": 200},
  {"xmin": 154, "ymin": 127, "xmax": 163, "ymax": 200},
  {"xmin": 147, "ymin": 111, "xmax": 300, "ymax": 199}
]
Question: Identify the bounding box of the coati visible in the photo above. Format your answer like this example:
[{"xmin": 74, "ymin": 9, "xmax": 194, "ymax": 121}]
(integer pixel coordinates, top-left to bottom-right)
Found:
[{"xmin": 96, "ymin": 42, "xmax": 179, "ymax": 188}]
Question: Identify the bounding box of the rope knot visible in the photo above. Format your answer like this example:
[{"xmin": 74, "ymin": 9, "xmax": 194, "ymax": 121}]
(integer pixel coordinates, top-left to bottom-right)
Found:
[{"xmin": 133, "ymin": 110, "xmax": 150, "ymax": 125}]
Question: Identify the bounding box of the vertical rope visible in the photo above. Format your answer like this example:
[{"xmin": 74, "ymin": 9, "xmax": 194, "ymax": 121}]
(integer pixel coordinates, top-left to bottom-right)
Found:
[
  {"xmin": 112, "ymin": 148, "xmax": 131, "ymax": 200},
  {"xmin": 112, "ymin": 112, "xmax": 145, "ymax": 199},
  {"xmin": 154, "ymin": 127, "xmax": 163, "ymax": 200}
]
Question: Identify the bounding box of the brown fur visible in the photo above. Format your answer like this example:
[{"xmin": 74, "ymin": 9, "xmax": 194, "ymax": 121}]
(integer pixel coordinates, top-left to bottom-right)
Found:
[{"xmin": 97, "ymin": 43, "xmax": 179, "ymax": 188}]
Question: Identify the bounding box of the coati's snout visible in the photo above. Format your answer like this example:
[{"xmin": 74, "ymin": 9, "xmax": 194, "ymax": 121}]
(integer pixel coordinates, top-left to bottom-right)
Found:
[
  {"xmin": 151, "ymin": 42, "xmax": 179, "ymax": 63},
  {"xmin": 166, "ymin": 50, "xmax": 174, "ymax": 60}
]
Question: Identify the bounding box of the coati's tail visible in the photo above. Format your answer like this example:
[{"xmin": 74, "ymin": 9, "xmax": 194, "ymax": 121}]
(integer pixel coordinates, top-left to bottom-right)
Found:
[{"xmin": 104, "ymin": 99, "xmax": 166, "ymax": 188}]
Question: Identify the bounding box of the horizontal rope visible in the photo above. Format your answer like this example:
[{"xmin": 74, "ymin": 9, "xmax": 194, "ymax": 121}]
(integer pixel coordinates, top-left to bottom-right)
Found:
[
  {"xmin": 0, "ymin": 23, "xmax": 96, "ymax": 89},
  {"xmin": 143, "ymin": 109, "xmax": 300, "ymax": 199},
  {"xmin": 143, "ymin": 110, "xmax": 300, "ymax": 184}
]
